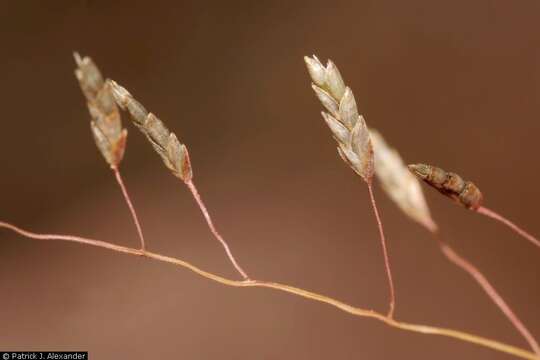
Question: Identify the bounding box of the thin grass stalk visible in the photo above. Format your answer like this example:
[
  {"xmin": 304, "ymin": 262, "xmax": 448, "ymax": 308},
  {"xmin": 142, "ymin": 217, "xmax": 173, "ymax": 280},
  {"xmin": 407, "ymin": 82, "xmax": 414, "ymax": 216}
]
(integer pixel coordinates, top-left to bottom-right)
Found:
[
  {"xmin": 74, "ymin": 54, "xmax": 146, "ymax": 251},
  {"xmin": 408, "ymin": 164, "xmax": 540, "ymax": 250},
  {"xmin": 186, "ymin": 180, "xmax": 250, "ymax": 280},
  {"xmin": 108, "ymin": 80, "xmax": 249, "ymax": 279},
  {"xmin": 367, "ymin": 183, "xmax": 396, "ymax": 318},
  {"xmin": 435, "ymin": 234, "xmax": 540, "ymax": 355},
  {"xmin": 112, "ymin": 166, "xmax": 146, "ymax": 251},
  {"xmin": 304, "ymin": 55, "xmax": 396, "ymax": 316},
  {"xmin": 370, "ymin": 131, "xmax": 538, "ymax": 352},
  {"xmin": 477, "ymin": 206, "xmax": 540, "ymax": 249},
  {"xmin": 0, "ymin": 220, "xmax": 537, "ymax": 360}
]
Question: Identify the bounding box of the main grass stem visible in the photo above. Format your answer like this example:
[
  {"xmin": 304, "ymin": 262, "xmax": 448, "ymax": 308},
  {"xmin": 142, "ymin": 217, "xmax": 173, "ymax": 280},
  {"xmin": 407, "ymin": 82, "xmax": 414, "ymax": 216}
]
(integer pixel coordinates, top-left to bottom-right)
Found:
[{"xmin": 0, "ymin": 220, "xmax": 537, "ymax": 360}]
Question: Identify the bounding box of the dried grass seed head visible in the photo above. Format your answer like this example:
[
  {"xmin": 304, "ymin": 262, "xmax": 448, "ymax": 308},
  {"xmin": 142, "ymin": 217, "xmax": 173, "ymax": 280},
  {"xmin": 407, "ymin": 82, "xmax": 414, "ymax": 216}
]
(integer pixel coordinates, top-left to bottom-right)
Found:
[
  {"xmin": 108, "ymin": 80, "xmax": 193, "ymax": 182},
  {"xmin": 370, "ymin": 130, "xmax": 437, "ymax": 232},
  {"xmin": 408, "ymin": 163, "xmax": 483, "ymax": 210},
  {"xmin": 74, "ymin": 52, "xmax": 127, "ymax": 168},
  {"xmin": 304, "ymin": 55, "xmax": 373, "ymax": 183}
]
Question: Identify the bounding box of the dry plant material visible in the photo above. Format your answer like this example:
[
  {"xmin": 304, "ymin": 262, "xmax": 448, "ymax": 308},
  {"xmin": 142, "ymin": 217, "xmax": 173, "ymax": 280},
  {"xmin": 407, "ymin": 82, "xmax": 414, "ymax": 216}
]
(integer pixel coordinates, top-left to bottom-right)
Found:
[
  {"xmin": 305, "ymin": 55, "xmax": 395, "ymax": 318},
  {"xmin": 438, "ymin": 237, "xmax": 540, "ymax": 355},
  {"xmin": 0, "ymin": 220, "xmax": 538, "ymax": 360},
  {"xmin": 108, "ymin": 79, "xmax": 249, "ymax": 280},
  {"xmin": 371, "ymin": 133, "xmax": 539, "ymax": 355},
  {"xmin": 370, "ymin": 130, "xmax": 437, "ymax": 232},
  {"xmin": 304, "ymin": 55, "xmax": 374, "ymax": 183},
  {"xmin": 409, "ymin": 163, "xmax": 540, "ymax": 250},
  {"xmin": 74, "ymin": 53, "xmax": 127, "ymax": 168},
  {"xmin": 108, "ymin": 80, "xmax": 192, "ymax": 182},
  {"xmin": 476, "ymin": 206, "xmax": 540, "ymax": 249},
  {"xmin": 1, "ymin": 53, "xmax": 538, "ymax": 360},
  {"xmin": 408, "ymin": 163, "xmax": 483, "ymax": 210},
  {"xmin": 74, "ymin": 53, "xmax": 146, "ymax": 251}
]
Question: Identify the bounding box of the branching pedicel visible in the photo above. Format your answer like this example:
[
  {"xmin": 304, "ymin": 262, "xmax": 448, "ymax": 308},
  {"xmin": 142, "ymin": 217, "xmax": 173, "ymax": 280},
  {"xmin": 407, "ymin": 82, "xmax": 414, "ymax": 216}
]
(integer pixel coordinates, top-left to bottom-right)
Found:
[
  {"xmin": 0, "ymin": 54, "xmax": 538, "ymax": 359},
  {"xmin": 409, "ymin": 163, "xmax": 540, "ymax": 250},
  {"xmin": 304, "ymin": 55, "xmax": 396, "ymax": 318},
  {"xmin": 73, "ymin": 53, "xmax": 146, "ymax": 252},
  {"xmin": 108, "ymin": 79, "xmax": 250, "ymax": 280},
  {"xmin": 372, "ymin": 134, "xmax": 539, "ymax": 355}
]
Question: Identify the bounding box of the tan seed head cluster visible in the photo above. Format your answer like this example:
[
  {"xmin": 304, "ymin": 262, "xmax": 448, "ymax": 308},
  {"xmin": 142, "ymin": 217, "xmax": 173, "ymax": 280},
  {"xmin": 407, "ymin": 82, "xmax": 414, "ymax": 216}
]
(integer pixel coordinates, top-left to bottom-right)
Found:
[
  {"xmin": 74, "ymin": 53, "xmax": 127, "ymax": 167},
  {"xmin": 108, "ymin": 80, "xmax": 193, "ymax": 182},
  {"xmin": 304, "ymin": 55, "xmax": 374, "ymax": 183}
]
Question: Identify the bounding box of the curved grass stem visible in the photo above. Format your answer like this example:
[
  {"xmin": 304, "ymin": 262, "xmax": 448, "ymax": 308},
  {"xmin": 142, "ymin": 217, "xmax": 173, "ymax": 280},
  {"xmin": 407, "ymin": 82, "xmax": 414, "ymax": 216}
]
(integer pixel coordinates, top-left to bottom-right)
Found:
[
  {"xmin": 367, "ymin": 183, "xmax": 396, "ymax": 318},
  {"xmin": 0, "ymin": 220, "xmax": 537, "ymax": 360},
  {"xmin": 434, "ymin": 233, "xmax": 539, "ymax": 355},
  {"xmin": 185, "ymin": 180, "xmax": 250, "ymax": 280},
  {"xmin": 112, "ymin": 166, "xmax": 146, "ymax": 251},
  {"xmin": 477, "ymin": 206, "xmax": 540, "ymax": 249}
]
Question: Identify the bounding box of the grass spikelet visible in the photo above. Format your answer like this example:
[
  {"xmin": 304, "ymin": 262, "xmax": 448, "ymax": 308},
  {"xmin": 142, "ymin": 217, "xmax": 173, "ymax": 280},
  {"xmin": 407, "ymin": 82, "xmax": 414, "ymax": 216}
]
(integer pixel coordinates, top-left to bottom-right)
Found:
[
  {"xmin": 74, "ymin": 53, "xmax": 127, "ymax": 167},
  {"xmin": 374, "ymin": 136, "xmax": 539, "ymax": 353},
  {"xmin": 108, "ymin": 79, "xmax": 248, "ymax": 279},
  {"xmin": 305, "ymin": 55, "xmax": 394, "ymax": 318},
  {"xmin": 0, "ymin": 51, "xmax": 539, "ymax": 360},
  {"xmin": 108, "ymin": 80, "xmax": 192, "ymax": 182},
  {"xmin": 409, "ymin": 163, "xmax": 540, "ymax": 250},
  {"xmin": 74, "ymin": 53, "xmax": 147, "ymax": 251},
  {"xmin": 304, "ymin": 55, "xmax": 373, "ymax": 183},
  {"xmin": 370, "ymin": 130, "xmax": 437, "ymax": 232},
  {"xmin": 408, "ymin": 163, "xmax": 483, "ymax": 210}
]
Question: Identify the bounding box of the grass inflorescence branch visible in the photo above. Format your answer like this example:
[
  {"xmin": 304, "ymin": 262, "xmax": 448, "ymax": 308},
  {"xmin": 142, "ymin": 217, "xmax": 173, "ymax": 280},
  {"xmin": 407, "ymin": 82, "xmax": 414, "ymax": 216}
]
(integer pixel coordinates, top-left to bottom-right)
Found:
[
  {"xmin": 108, "ymin": 79, "xmax": 249, "ymax": 280},
  {"xmin": 0, "ymin": 220, "xmax": 537, "ymax": 360},
  {"xmin": 304, "ymin": 55, "xmax": 396, "ymax": 318},
  {"xmin": 1, "ymin": 52, "xmax": 538, "ymax": 359},
  {"xmin": 371, "ymin": 130, "xmax": 539, "ymax": 355},
  {"xmin": 409, "ymin": 163, "xmax": 540, "ymax": 250},
  {"xmin": 74, "ymin": 53, "xmax": 147, "ymax": 252}
]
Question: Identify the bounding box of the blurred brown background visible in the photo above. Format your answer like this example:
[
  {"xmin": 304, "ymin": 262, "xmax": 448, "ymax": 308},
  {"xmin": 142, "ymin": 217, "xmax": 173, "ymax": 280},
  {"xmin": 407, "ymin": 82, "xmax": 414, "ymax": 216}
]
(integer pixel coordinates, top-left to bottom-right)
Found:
[{"xmin": 0, "ymin": 1, "xmax": 538, "ymax": 359}]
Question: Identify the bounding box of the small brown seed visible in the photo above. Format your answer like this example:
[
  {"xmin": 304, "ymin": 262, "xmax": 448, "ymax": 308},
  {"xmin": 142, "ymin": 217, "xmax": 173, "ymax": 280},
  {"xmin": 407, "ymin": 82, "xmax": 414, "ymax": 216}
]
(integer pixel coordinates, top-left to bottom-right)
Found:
[
  {"xmin": 459, "ymin": 182, "xmax": 483, "ymax": 210},
  {"xmin": 408, "ymin": 164, "xmax": 483, "ymax": 210},
  {"xmin": 444, "ymin": 172, "xmax": 466, "ymax": 194}
]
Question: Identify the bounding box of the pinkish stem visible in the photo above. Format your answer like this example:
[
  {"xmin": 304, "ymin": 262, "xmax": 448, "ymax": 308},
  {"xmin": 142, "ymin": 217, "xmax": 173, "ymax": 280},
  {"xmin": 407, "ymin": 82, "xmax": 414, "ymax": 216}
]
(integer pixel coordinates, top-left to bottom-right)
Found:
[
  {"xmin": 0, "ymin": 220, "xmax": 538, "ymax": 359},
  {"xmin": 477, "ymin": 206, "xmax": 540, "ymax": 249},
  {"xmin": 437, "ymin": 238, "xmax": 539, "ymax": 355},
  {"xmin": 0, "ymin": 220, "xmax": 143, "ymax": 255},
  {"xmin": 367, "ymin": 183, "xmax": 396, "ymax": 318},
  {"xmin": 112, "ymin": 166, "xmax": 146, "ymax": 251},
  {"xmin": 185, "ymin": 180, "xmax": 250, "ymax": 280}
]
